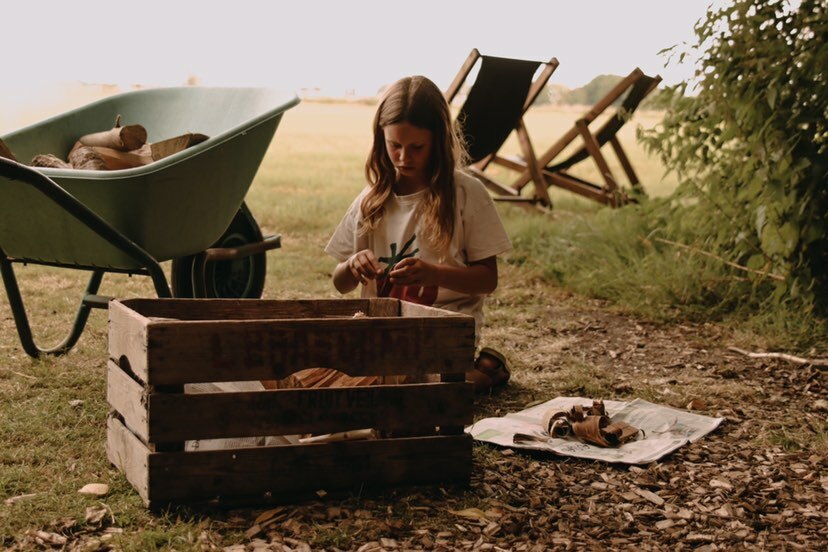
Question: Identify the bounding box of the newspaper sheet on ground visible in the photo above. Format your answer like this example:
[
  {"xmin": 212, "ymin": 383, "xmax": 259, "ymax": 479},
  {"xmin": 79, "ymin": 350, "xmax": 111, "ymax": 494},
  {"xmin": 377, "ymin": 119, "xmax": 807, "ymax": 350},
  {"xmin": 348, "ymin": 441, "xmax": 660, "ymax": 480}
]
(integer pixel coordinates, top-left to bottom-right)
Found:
[{"xmin": 466, "ymin": 397, "xmax": 724, "ymax": 464}]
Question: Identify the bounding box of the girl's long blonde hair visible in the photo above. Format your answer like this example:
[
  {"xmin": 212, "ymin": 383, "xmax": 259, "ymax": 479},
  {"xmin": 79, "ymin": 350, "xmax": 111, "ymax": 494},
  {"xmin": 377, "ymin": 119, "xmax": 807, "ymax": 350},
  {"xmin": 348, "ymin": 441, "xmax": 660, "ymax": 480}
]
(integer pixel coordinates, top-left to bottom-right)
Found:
[{"xmin": 362, "ymin": 75, "xmax": 467, "ymax": 254}]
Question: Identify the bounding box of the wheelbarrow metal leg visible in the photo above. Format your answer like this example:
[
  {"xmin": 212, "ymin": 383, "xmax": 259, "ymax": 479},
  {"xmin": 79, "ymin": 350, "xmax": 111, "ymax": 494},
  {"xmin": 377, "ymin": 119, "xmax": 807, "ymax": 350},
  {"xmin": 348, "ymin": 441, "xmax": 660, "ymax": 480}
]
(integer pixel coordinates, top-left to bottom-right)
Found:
[
  {"xmin": 0, "ymin": 158, "xmax": 173, "ymax": 356},
  {"xmin": 192, "ymin": 251, "xmax": 209, "ymax": 298},
  {"xmin": 147, "ymin": 261, "xmax": 173, "ymax": 299},
  {"xmin": 1, "ymin": 256, "xmax": 105, "ymax": 358}
]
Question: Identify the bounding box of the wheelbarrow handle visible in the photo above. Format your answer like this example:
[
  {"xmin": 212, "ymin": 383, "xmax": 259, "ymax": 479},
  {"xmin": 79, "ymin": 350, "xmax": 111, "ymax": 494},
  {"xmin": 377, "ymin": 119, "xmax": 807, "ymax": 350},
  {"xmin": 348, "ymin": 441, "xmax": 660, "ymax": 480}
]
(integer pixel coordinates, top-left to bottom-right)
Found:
[{"xmin": 201, "ymin": 234, "xmax": 282, "ymax": 262}]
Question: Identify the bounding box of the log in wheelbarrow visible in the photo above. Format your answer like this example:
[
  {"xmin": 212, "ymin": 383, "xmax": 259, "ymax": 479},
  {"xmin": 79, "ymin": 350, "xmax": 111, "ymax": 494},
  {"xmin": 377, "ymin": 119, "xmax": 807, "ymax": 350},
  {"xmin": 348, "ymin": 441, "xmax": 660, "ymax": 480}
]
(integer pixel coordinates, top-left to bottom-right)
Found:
[{"xmin": 0, "ymin": 87, "xmax": 299, "ymax": 357}]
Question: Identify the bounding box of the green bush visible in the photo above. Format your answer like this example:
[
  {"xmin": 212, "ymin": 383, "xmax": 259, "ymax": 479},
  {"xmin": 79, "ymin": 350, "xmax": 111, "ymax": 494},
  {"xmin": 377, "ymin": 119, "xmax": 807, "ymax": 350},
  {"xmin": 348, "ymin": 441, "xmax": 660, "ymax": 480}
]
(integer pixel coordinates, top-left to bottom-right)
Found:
[
  {"xmin": 504, "ymin": 199, "xmax": 825, "ymax": 348},
  {"xmin": 641, "ymin": 0, "xmax": 828, "ymax": 315}
]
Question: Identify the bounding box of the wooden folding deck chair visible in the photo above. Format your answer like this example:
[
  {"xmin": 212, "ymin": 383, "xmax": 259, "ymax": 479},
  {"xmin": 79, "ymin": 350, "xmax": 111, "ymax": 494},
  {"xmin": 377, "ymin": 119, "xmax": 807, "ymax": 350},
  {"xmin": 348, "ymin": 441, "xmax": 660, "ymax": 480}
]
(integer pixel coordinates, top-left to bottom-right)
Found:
[
  {"xmin": 445, "ymin": 48, "xmax": 559, "ymax": 208},
  {"xmin": 510, "ymin": 68, "xmax": 662, "ymax": 207}
]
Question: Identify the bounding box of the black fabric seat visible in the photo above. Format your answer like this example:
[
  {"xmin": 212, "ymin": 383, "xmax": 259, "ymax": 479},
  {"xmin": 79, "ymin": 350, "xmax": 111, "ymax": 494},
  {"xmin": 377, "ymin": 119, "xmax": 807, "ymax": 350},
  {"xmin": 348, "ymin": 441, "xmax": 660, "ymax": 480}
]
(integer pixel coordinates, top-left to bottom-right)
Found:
[{"xmin": 445, "ymin": 48, "xmax": 559, "ymax": 208}]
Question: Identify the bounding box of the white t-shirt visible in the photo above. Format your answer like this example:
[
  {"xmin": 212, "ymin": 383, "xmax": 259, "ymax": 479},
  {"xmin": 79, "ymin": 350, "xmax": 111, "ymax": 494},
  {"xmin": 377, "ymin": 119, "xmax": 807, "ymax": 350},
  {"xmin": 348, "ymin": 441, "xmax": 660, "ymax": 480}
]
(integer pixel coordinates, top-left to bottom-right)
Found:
[{"xmin": 325, "ymin": 170, "xmax": 512, "ymax": 331}]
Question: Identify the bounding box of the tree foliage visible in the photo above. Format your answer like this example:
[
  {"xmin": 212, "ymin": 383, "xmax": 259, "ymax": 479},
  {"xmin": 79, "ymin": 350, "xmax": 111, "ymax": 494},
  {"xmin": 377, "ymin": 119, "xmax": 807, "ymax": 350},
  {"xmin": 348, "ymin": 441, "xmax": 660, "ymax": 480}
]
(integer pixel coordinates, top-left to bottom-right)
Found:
[
  {"xmin": 544, "ymin": 74, "xmax": 666, "ymax": 108},
  {"xmin": 560, "ymin": 74, "xmax": 624, "ymax": 106},
  {"xmin": 642, "ymin": 0, "xmax": 828, "ymax": 314}
]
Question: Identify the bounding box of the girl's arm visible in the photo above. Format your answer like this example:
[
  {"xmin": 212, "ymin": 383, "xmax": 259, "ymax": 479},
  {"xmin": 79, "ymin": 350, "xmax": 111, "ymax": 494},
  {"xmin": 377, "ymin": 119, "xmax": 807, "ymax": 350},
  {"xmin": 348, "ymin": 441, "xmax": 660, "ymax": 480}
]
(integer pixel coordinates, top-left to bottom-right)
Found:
[
  {"xmin": 332, "ymin": 249, "xmax": 382, "ymax": 294},
  {"xmin": 388, "ymin": 256, "xmax": 498, "ymax": 295}
]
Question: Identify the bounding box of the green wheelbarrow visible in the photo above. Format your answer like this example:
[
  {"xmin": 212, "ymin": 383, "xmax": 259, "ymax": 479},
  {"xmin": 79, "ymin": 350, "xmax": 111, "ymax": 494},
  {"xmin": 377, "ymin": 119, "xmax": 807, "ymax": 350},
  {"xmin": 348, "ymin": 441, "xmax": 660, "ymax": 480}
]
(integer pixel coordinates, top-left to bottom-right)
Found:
[{"xmin": 0, "ymin": 87, "xmax": 299, "ymax": 357}]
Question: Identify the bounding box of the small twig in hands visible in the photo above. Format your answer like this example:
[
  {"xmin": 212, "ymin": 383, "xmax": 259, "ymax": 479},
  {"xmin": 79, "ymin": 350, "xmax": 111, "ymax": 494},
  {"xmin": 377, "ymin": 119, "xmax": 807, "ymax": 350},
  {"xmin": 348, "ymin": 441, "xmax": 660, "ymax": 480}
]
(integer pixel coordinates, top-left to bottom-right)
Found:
[
  {"xmin": 653, "ymin": 237, "xmax": 785, "ymax": 281},
  {"xmin": 378, "ymin": 233, "xmax": 419, "ymax": 276},
  {"xmin": 377, "ymin": 233, "xmax": 419, "ymax": 296},
  {"xmin": 727, "ymin": 346, "xmax": 828, "ymax": 368}
]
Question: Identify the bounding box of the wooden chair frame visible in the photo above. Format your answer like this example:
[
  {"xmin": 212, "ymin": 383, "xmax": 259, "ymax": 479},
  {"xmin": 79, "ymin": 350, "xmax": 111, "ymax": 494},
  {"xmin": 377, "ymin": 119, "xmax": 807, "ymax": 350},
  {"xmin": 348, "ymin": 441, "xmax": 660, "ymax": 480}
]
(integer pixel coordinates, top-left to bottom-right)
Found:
[
  {"xmin": 509, "ymin": 68, "xmax": 662, "ymax": 207},
  {"xmin": 445, "ymin": 48, "xmax": 559, "ymax": 209}
]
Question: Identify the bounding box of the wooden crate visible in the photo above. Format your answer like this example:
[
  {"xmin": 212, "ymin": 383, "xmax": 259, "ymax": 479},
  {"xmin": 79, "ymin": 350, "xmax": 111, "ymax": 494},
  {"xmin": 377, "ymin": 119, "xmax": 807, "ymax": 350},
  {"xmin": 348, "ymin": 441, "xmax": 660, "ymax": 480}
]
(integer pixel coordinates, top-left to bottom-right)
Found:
[{"xmin": 106, "ymin": 297, "xmax": 475, "ymax": 508}]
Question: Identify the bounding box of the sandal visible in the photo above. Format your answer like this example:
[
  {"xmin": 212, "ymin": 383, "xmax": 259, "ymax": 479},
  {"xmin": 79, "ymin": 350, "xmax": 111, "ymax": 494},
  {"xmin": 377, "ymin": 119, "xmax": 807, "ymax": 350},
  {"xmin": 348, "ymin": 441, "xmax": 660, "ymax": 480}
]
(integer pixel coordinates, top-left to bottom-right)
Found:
[{"xmin": 466, "ymin": 347, "xmax": 511, "ymax": 394}]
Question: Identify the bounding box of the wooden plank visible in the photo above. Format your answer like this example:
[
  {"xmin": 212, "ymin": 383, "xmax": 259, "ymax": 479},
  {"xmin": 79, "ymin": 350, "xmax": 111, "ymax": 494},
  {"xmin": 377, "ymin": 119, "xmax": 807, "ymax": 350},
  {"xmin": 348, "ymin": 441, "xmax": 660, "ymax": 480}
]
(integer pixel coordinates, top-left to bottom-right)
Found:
[
  {"xmin": 491, "ymin": 155, "xmax": 528, "ymax": 173},
  {"xmin": 107, "ymin": 360, "xmax": 149, "ymax": 442},
  {"xmin": 119, "ymin": 298, "xmax": 375, "ymax": 321},
  {"xmin": 108, "ymin": 300, "xmax": 149, "ymax": 383},
  {"xmin": 143, "ymin": 317, "xmax": 475, "ymax": 385},
  {"xmin": 515, "ymin": 120, "xmax": 551, "ymax": 206},
  {"xmin": 582, "ymin": 68, "xmax": 643, "ymax": 124},
  {"xmin": 145, "ymin": 435, "xmax": 472, "ymax": 504},
  {"xmin": 106, "ymin": 415, "xmax": 150, "ymax": 506},
  {"xmin": 511, "ymin": 68, "xmax": 644, "ymax": 193},
  {"xmin": 511, "ymin": 125, "xmax": 580, "ymax": 192},
  {"xmin": 472, "ymin": 153, "xmax": 496, "ymax": 172},
  {"xmin": 544, "ymin": 172, "xmax": 615, "ymax": 205},
  {"xmin": 397, "ymin": 302, "xmax": 473, "ymax": 376},
  {"xmin": 609, "ymin": 136, "xmax": 639, "ymax": 186},
  {"xmin": 491, "ymin": 196, "xmax": 540, "ymax": 203},
  {"xmin": 399, "ymin": 301, "xmax": 467, "ymax": 318},
  {"xmin": 523, "ymin": 57, "xmax": 560, "ymax": 110},
  {"xmin": 146, "ymin": 382, "xmax": 473, "ymax": 442},
  {"xmin": 368, "ymin": 298, "xmax": 399, "ymax": 317},
  {"xmin": 465, "ymin": 167, "xmax": 520, "ymax": 197},
  {"xmin": 574, "ymin": 119, "xmax": 618, "ymax": 194},
  {"xmin": 148, "ymin": 384, "xmax": 185, "ymax": 452},
  {"xmin": 444, "ymin": 48, "xmax": 480, "ymax": 103}
]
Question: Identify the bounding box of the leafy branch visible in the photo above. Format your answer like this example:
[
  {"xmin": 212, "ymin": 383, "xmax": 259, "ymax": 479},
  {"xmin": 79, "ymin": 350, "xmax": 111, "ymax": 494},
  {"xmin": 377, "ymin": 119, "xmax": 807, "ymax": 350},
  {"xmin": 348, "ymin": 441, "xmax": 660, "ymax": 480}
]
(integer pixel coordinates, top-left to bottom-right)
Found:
[{"xmin": 640, "ymin": 0, "xmax": 827, "ymax": 312}]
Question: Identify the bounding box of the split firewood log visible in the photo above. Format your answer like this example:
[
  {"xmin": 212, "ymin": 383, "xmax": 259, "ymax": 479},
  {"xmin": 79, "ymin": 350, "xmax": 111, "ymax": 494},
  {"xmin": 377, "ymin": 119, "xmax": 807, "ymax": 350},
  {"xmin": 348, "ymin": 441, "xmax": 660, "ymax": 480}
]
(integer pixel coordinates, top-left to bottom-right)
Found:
[
  {"xmin": 68, "ymin": 140, "xmax": 83, "ymax": 157},
  {"xmin": 78, "ymin": 123, "xmax": 147, "ymax": 151},
  {"xmin": 19, "ymin": 126, "xmax": 210, "ymax": 173},
  {"xmin": 68, "ymin": 146, "xmax": 107, "ymax": 170},
  {"xmin": 0, "ymin": 138, "xmax": 17, "ymax": 161},
  {"xmin": 130, "ymin": 143, "xmax": 152, "ymax": 159},
  {"xmin": 150, "ymin": 132, "xmax": 209, "ymax": 161},
  {"xmin": 88, "ymin": 146, "xmax": 152, "ymax": 170},
  {"xmin": 261, "ymin": 368, "xmax": 378, "ymax": 390},
  {"xmin": 67, "ymin": 141, "xmax": 151, "ymax": 170},
  {"xmin": 30, "ymin": 154, "xmax": 72, "ymax": 169}
]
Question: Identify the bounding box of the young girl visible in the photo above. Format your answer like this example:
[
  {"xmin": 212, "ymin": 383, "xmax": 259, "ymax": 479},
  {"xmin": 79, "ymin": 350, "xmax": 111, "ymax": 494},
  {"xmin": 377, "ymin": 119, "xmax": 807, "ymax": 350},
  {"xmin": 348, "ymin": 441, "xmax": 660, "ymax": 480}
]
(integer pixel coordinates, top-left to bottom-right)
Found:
[{"xmin": 325, "ymin": 75, "xmax": 512, "ymax": 392}]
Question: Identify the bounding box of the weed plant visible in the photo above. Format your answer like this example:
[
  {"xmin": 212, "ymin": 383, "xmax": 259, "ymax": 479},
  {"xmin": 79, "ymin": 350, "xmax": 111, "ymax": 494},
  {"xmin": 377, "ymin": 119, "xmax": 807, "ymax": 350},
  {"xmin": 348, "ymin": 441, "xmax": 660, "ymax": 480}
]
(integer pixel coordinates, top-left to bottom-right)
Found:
[{"xmin": 501, "ymin": 198, "xmax": 827, "ymax": 350}]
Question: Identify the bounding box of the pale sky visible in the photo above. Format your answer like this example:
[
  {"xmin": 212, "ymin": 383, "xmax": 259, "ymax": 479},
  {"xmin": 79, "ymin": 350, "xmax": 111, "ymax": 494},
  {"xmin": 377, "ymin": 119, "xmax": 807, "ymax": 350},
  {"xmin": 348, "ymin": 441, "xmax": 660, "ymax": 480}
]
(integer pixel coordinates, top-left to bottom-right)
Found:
[{"xmin": 2, "ymin": 0, "xmax": 719, "ymax": 128}]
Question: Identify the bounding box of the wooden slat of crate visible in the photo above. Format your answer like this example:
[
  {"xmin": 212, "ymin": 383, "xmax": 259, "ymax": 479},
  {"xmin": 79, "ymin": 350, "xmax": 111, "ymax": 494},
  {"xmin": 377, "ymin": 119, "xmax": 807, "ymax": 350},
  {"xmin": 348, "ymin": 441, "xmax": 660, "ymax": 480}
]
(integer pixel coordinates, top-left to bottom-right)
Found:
[
  {"xmin": 107, "ymin": 298, "xmax": 475, "ymax": 507},
  {"xmin": 109, "ymin": 300, "xmax": 149, "ymax": 372},
  {"xmin": 107, "ymin": 415, "xmax": 471, "ymax": 508},
  {"xmin": 107, "ymin": 360, "xmax": 147, "ymax": 440},
  {"xmin": 109, "ymin": 299, "xmax": 398, "ymax": 382},
  {"xmin": 114, "ymin": 298, "xmax": 401, "ymax": 321},
  {"xmin": 150, "ymin": 318, "xmax": 470, "ymax": 384},
  {"xmin": 368, "ymin": 298, "xmax": 401, "ymax": 317},
  {"xmin": 107, "ymin": 414, "xmax": 150, "ymax": 502},
  {"xmin": 107, "ymin": 360, "xmax": 472, "ymax": 442},
  {"xmin": 109, "ymin": 302, "xmax": 474, "ymax": 386},
  {"xmin": 399, "ymin": 301, "xmax": 457, "ymax": 318}
]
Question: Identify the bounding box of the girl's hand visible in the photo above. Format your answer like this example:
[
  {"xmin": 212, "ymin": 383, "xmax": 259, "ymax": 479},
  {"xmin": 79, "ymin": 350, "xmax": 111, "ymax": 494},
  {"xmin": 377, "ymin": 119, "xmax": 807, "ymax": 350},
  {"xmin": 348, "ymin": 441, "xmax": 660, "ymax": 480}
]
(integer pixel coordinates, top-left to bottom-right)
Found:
[
  {"xmin": 388, "ymin": 257, "xmax": 439, "ymax": 287},
  {"xmin": 348, "ymin": 249, "xmax": 381, "ymax": 285}
]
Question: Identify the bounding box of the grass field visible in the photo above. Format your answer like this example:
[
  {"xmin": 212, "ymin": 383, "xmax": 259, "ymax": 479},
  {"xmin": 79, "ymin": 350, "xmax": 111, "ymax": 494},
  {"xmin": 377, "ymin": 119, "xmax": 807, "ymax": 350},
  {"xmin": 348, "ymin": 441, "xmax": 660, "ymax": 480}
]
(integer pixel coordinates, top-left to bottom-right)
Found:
[{"xmin": 0, "ymin": 100, "xmax": 703, "ymax": 548}]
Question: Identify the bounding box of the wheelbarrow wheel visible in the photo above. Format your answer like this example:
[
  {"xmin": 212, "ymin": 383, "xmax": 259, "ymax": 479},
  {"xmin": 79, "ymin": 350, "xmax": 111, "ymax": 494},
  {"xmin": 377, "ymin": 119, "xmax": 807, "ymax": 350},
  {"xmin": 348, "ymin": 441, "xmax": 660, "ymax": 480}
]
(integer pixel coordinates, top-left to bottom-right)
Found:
[{"xmin": 171, "ymin": 203, "xmax": 267, "ymax": 299}]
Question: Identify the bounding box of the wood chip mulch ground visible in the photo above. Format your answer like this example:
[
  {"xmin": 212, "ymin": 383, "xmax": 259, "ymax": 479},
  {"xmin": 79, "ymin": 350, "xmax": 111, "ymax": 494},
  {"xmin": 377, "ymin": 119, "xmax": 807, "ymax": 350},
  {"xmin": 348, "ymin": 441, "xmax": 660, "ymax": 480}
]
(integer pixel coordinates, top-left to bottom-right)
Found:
[{"xmin": 11, "ymin": 287, "xmax": 827, "ymax": 551}]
